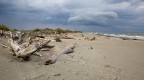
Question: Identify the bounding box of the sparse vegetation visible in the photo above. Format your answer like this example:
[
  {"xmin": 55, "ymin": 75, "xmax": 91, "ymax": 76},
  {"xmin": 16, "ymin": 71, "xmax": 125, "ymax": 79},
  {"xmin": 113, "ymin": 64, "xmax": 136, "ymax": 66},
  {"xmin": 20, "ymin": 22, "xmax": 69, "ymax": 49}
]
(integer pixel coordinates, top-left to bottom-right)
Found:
[
  {"xmin": 0, "ymin": 24, "xmax": 10, "ymax": 31},
  {"xmin": 33, "ymin": 28, "xmax": 41, "ymax": 32},
  {"xmin": 32, "ymin": 27, "xmax": 82, "ymax": 34},
  {"xmin": 73, "ymin": 30, "xmax": 82, "ymax": 33},
  {"xmin": 0, "ymin": 24, "xmax": 82, "ymax": 34},
  {"xmin": 64, "ymin": 29, "xmax": 73, "ymax": 33},
  {"xmin": 55, "ymin": 28, "xmax": 64, "ymax": 34},
  {"xmin": 42, "ymin": 28, "xmax": 53, "ymax": 34},
  {"xmin": 12, "ymin": 28, "xmax": 18, "ymax": 31},
  {"xmin": 54, "ymin": 28, "xmax": 82, "ymax": 34}
]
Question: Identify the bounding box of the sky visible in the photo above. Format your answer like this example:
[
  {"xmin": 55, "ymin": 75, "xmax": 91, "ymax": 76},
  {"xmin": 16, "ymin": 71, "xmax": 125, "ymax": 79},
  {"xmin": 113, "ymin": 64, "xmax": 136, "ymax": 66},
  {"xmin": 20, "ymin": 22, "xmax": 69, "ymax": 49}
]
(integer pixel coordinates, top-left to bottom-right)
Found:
[{"xmin": 0, "ymin": 0, "xmax": 144, "ymax": 32}]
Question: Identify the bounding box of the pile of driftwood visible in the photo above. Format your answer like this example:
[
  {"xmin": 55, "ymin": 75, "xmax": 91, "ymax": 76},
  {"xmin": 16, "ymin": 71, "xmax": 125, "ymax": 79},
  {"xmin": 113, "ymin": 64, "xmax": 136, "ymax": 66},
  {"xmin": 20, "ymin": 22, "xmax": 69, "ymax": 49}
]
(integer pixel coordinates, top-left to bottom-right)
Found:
[{"xmin": 1, "ymin": 31, "xmax": 75, "ymax": 65}]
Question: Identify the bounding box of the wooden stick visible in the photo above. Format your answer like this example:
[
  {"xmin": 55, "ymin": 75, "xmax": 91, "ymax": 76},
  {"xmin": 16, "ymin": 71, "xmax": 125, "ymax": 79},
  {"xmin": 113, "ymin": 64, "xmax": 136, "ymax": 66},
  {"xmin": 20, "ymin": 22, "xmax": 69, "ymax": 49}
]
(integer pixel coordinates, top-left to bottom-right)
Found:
[
  {"xmin": 44, "ymin": 44, "xmax": 75, "ymax": 65},
  {"xmin": 0, "ymin": 43, "xmax": 10, "ymax": 48}
]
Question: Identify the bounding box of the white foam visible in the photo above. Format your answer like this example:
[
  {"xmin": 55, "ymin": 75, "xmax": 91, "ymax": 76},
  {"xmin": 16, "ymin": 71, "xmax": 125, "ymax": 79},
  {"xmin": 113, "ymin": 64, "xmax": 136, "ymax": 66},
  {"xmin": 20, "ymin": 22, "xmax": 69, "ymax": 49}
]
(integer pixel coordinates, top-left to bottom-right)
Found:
[{"xmin": 95, "ymin": 33, "xmax": 144, "ymax": 40}]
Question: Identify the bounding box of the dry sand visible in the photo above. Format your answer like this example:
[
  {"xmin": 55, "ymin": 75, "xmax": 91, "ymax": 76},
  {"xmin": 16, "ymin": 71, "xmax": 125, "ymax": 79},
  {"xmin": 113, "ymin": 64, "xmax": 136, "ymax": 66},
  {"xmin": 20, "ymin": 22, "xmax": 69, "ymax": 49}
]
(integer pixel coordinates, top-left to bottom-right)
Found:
[{"xmin": 0, "ymin": 33, "xmax": 144, "ymax": 80}]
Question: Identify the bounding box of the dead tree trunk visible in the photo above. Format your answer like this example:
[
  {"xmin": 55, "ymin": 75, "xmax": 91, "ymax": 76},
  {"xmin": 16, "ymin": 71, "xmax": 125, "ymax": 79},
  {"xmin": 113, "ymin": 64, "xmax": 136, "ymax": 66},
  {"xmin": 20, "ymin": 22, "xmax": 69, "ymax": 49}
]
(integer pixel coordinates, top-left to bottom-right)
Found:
[
  {"xmin": 15, "ymin": 40, "xmax": 51, "ymax": 58},
  {"xmin": 9, "ymin": 31, "xmax": 52, "ymax": 58},
  {"xmin": 44, "ymin": 44, "xmax": 75, "ymax": 65}
]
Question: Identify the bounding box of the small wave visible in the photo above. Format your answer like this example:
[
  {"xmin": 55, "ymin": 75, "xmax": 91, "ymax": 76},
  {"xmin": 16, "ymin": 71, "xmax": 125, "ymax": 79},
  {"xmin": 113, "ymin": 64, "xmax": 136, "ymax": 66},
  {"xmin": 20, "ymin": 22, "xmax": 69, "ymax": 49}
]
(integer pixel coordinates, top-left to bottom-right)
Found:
[{"xmin": 95, "ymin": 33, "xmax": 144, "ymax": 40}]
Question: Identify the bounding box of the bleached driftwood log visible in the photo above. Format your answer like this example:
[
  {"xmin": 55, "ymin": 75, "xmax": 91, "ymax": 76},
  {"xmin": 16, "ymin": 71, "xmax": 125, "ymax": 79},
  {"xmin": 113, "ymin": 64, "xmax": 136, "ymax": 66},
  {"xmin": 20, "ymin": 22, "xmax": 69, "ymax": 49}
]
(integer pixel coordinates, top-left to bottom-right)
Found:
[
  {"xmin": 0, "ymin": 43, "xmax": 10, "ymax": 48},
  {"xmin": 21, "ymin": 40, "xmax": 50, "ymax": 57},
  {"xmin": 9, "ymin": 31, "xmax": 52, "ymax": 58},
  {"xmin": 11, "ymin": 39, "xmax": 51, "ymax": 58},
  {"xmin": 44, "ymin": 44, "xmax": 75, "ymax": 65}
]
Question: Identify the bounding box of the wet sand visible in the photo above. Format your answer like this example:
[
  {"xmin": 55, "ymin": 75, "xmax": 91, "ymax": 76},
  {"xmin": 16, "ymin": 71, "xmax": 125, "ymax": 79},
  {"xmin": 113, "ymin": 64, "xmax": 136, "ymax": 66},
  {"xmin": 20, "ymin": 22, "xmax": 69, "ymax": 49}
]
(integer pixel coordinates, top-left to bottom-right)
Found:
[{"xmin": 0, "ymin": 33, "xmax": 144, "ymax": 80}]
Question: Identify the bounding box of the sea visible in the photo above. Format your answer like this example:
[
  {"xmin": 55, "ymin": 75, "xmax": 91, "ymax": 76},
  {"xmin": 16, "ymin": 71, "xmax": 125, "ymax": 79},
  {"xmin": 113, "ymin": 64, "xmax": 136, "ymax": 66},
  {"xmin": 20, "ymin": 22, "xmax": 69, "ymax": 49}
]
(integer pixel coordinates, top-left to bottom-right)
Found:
[{"xmin": 95, "ymin": 32, "xmax": 144, "ymax": 40}]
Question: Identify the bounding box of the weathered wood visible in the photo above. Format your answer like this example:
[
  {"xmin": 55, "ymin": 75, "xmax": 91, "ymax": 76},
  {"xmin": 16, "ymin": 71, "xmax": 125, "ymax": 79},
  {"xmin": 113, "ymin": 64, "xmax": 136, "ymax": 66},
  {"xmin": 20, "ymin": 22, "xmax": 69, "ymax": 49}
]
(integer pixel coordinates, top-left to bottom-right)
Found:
[
  {"xmin": 0, "ymin": 43, "xmax": 9, "ymax": 48},
  {"xmin": 9, "ymin": 39, "xmax": 21, "ymax": 52},
  {"xmin": 0, "ymin": 30, "xmax": 4, "ymax": 37},
  {"xmin": 44, "ymin": 44, "xmax": 75, "ymax": 65},
  {"xmin": 62, "ymin": 37, "xmax": 74, "ymax": 39},
  {"xmin": 54, "ymin": 37, "xmax": 62, "ymax": 42},
  {"xmin": 6, "ymin": 31, "xmax": 76, "ymax": 65},
  {"xmin": 17, "ymin": 32, "xmax": 25, "ymax": 44},
  {"xmin": 16, "ymin": 40, "xmax": 51, "ymax": 58},
  {"xmin": 9, "ymin": 31, "xmax": 51, "ymax": 58}
]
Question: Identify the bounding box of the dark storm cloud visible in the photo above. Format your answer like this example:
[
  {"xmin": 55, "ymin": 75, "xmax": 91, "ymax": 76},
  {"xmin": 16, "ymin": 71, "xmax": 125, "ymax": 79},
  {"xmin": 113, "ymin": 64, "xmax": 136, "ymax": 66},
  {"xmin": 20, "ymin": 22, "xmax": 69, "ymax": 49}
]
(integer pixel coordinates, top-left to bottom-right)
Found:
[{"xmin": 0, "ymin": 0, "xmax": 144, "ymax": 32}]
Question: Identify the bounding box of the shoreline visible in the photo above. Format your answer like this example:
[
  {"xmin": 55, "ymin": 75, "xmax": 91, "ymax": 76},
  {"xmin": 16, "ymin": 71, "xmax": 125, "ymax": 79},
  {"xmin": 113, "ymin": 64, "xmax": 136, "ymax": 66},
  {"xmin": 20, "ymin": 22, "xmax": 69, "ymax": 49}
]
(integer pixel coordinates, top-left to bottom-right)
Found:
[{"xmin": 95, "ymin": 32, "xmax": 144, "ymax": 41}]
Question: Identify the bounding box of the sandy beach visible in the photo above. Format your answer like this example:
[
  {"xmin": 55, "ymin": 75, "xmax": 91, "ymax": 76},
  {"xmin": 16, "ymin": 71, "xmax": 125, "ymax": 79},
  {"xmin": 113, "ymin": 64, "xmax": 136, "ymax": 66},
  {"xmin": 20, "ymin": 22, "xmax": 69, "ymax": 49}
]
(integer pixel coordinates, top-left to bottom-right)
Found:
[{"xmin": 0, "ymin": 33, "xmax": 144, "ymax": 80}]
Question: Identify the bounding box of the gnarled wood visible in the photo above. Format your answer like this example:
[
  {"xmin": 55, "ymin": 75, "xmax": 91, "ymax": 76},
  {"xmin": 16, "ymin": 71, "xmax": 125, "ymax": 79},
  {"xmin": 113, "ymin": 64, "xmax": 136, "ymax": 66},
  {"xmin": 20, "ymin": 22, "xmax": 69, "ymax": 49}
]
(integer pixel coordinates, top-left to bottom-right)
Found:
[
  {"xmin": 6, "ymin": 31, "xmax": 76, "ymax": 65},
  {"xmin": 44, "ymin": 44, "xmax": 75, "ymax": 65},
  {"xmin": 15, "ymin": 40, "xmax": 51, "ymax": 58},
  {"xmin": 9, "ymin": 31, "xmax": 51, "ymax": 58}
]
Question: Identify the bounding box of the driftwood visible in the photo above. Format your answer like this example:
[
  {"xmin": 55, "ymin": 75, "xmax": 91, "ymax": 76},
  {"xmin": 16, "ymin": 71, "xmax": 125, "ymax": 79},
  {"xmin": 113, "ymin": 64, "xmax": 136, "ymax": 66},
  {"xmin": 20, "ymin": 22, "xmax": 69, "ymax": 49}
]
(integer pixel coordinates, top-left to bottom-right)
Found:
[
  {"xmin": 44, "ymin": 44, "xmax": 75, "ymax": 65},
  {"xmin": 9, "ymin": 31, "xmax": 51, "ymax": 58},
  {"xmin": 61, "ymin": 36, "xmax": 74, "ymax": 39},
  {"xmin": 1, "ymin": 31, "xmax": 76, "ymax": 65},
  {"xmin": 0, "ymin": 30, "xmax": 4, "ymax": 37},
  {"xmin": 17, "ymin": 32, "xmax": 25, "ymax": 44},
  {"xmin": 0, "ymin": 43, "xmax": 10, "ymax": 48},
  {"xmin": 10, "ymin": 39, "xmax": 51, "ymax": 58},
  {"xmin": 20, "ymin": 40, "xmax": 51, "ymax": 57},
  {"xmin": 85, "ymin": 37, "xmax": 95, "ymax": 41},
  {"xmin": 54, "ymin": 37, "xmax": 62, "ymax": 42},
  {"xmin": 0, "ymin": 30, "xmax": 76, "ymax": 64},
  {"xmin": 0, "ymin": 30, "xmax": 10, "ymax": 38}
]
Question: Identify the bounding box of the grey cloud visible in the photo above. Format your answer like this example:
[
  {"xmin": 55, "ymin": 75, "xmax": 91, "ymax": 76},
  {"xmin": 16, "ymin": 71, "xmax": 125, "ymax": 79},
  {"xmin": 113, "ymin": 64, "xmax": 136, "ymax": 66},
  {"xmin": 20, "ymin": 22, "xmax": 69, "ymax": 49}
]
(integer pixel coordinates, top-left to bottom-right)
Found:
[
  {"xmin": 0, "ymin": 0, "xmax": 144, "ymax": 32},
  {"xmin": 68, "ymin": 11, "xmax": 118, "ymax": 26}
]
